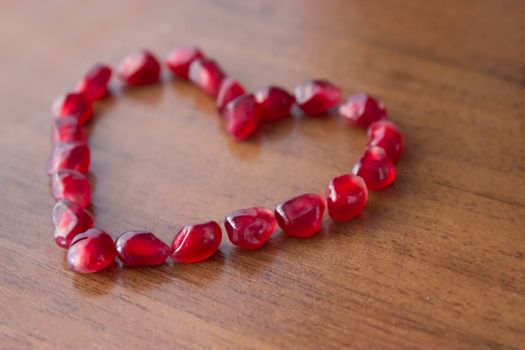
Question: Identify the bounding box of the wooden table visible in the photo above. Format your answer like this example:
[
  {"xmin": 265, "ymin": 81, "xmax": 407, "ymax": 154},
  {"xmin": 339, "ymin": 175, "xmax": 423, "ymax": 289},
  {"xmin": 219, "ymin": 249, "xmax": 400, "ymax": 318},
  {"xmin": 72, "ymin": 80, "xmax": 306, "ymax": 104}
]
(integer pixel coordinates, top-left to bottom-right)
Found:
[{"xmin": 1, "ymin": 1, "xmax": 524, "ymax": 349}]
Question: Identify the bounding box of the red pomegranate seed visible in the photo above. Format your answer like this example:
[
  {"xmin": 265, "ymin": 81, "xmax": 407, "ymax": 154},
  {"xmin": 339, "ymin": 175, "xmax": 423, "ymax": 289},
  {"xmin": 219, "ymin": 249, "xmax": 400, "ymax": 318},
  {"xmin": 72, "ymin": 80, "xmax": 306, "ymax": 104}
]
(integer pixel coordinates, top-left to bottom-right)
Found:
[
  {"xmin": 367, "ymin": 120, "xmax": 404, "ymax": 164},
  {"xmin": 171, "ymin": 221, "xmax": 222, "ymax": 263},
  {"xmin": 75, "ymin": 64, "xmax": 112, "ymax": 101},
  {"xmin": 52, "ymin": 199, "xmax": 94, "ymax": 248},
  {"xmin": 188, "ymin": 58, "xmax": 225, "ymax": 97},
  {"xmin": 115, "ymin": 231, "xmax": 171, "ymax": 267},
  {"xmin": 339, "ymin": 93, "xmax": 387, "ymax": 128},
  {"xmin": 225, "ymin": 94, "xmax": 262, "ymax": 140},
  {"xmin": 255, "ymin": 86, "xmax": 295, "ymax": 122},
  {"xmin": 51, "ymin": 169, "xmax": 91, "ymax": 208},
  {"xmin": 166, "ymin": 46, "xmax": 204, "ymax": 80},
  {"xmin": 294, "ymin": 80, "xmax": 342, "ymax": 116},
  {"xmin": 216, "ymin": 78, "xmax": 246, "ymax": 114},
  {"xmin": 352, "ymin": 146, "xmax": 396, "ymax": 190},
  {"xmin": 47, "ymin": 142, "xmax": 90, "ymax": 175},
  {"xmin": 52, "ymin": 92, "xmax": 93, "ymax": 125},
  {"xmin": 67, "ymin": 228, "xmax": 116, "ymax": 273},
  {"xmin": 53, "ymin": 117, "xmax": 87, "ymax": 144},
  {"xmin": 275, "ymin": 193, "xmax": 325, "ymax": 238},
  {"xmin": 326, "ymin": 174, "xmax": 368, "ymax": 222},
  {"xmin": 117, "ymin": 50, "xmax": 161, "ymax": 86},
  {"xmin": 225, "ymin": 207, "xmax": 277, "ymax": 250}
]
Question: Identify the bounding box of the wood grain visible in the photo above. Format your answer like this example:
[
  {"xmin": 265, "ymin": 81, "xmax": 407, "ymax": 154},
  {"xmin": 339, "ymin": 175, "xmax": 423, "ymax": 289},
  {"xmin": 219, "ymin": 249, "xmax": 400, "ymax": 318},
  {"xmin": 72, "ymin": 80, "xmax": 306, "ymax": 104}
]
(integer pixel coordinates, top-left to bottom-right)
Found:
[{"xmin": 1, "ymin": 0, "xmax": 524, "ymax": 349}]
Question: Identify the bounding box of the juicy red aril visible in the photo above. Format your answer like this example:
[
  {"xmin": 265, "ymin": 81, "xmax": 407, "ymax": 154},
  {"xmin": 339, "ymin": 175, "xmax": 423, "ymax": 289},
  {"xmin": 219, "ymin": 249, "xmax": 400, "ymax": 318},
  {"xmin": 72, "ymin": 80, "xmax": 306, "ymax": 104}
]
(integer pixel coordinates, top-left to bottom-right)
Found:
[
  {"xmin": 367, "ymin": 120, "xmax": 404, "ymax": 164},
  {"xmin": 339, "ymin": 93, "xmax": 387, "ymax": 128},
  {"xmin": 326, "ymin": 174, "xmax": 368, "ymax": 222},
  {"xmin": 225, "ymin": 94, "xmax": 262, "ymax": 140},
  {"xmin": 115, "ymin": 231, "xmax": 170, "ymax": 267},
  {"xmin": 294, "ymin": 80, "xmax": 342, "ymax": 116},
  {"xmin": 225, "ymin": 207, "xmax": 277, "ymax": 250},
  {"xmin": 51, "ymin": 169, "xmax": 91, "ymax": 208},
  {"xmin": 67, "ymin": 228, "xmax": 116, "ymax": 274},
  {"xmin": 52, "ymin": 92, "xmax": 93, "ymax": 125},
  {"xmin": 255, "ymin": 86, "xmax": 295, "ymax": 122},
  {"xmin": 275, "ymin": 193, "xmax": 325, "ymax": 238},
  {"xmin": 47, "ymin": 142, "xmax": 90, "ymax": 175},
  {"xmin": 166, "ymin": 46, "xmax": 204, "ymax": 80},
  {"xmin": 171, "ymin": 221, "xmax": 222, "ymax": 263},
  {"xmin": 117, "ymin": 50, "xmax": 161, "ymax": 86},
  {"xmin": 52, "ymin": 199, "xmax": 93, "ymax": 248},
  {"xmin": 352, "ymin": 146, "xmax": 396, "ymax": 190},
  {"xmin": 188, "ymin": 58, "xmax": 225, "ymax": 97},
  {"xmin": 75, "ymin": 64, "xmax": 112, "ymax": 101},
  {"xmin": 216, "ymin": 78, "xmax": 246, "ymax": 114},
  {"xmin": 53, "ymin": 117, "xmax": 87, "ymax": 144}
]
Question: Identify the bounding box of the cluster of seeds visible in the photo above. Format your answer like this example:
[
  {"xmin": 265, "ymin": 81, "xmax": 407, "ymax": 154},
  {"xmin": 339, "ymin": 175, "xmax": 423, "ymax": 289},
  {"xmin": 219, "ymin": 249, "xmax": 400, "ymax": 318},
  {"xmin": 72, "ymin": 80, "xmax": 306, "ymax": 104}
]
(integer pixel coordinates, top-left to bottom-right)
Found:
[{"xmin": 48, "ymin": 46, "xmax": 404, "ymax": 273}]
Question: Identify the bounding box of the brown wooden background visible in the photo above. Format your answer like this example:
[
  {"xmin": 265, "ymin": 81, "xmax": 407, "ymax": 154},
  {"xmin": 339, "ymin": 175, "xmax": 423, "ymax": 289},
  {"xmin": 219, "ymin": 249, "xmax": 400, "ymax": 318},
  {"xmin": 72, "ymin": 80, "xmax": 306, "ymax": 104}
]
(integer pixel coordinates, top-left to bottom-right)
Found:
[{"xmin": 1, "ymin": 0, "xmax": 524, "ymax": 349}]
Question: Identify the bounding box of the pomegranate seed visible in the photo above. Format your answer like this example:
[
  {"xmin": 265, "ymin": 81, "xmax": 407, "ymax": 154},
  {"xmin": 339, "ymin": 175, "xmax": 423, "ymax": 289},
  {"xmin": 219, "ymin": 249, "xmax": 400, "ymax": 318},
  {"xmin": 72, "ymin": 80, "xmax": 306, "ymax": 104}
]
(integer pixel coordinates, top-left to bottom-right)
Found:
[
  {"xmin": 255, "ymin": 86, "xmax": 295, "ymax": 122},
  {"xmin": 171, "ymin": 221, "xmax": 222, "ymax": 263},
  {"xmin": 115, "ymin": 231, "xmax": 171, "ymax": 267},
  {"xmin": 67, "ymin": 228, "xmax": 116, "ymax": 273},
  {"xmin": 117, "ymin": 50, "xmax": 161, "ymax": 86},
  {"xmin": 326, "ymin": 174, "xmax": 368, "ymax": 222},
  {"xmin": 216, "ymin": 78, "xmax": 246, "ymax": 114},
  {"xmin": 166, "ymin": 46, "xmax": 204, "ymax": 80},
  {"xmin": 294, "ymin": 80, "xmax": 342, "ymax": 116},
  {"xmin": 367, "ymin": 120, "xmax": 404, "ymax": 164},
  {"xmin": 47, "ymin": 142, "xmax": 90, "ymax": 175},
  {"xmin": 225, "ymin": 94, "xmax": 262, "ymax": 140},
  {"xmin": 52, "ymin": 199, "xmax": 94, "ymax": 248},
  {"xmin": 188, "ymin": 58, "xmax": 225, "ymax": 97},
  {"xmin": 51, "ymin": 169, "xmax": 91, "ymax": 208},
  {"xmin": 52, "ymin": 92, "xmax": 93, "ymax": 125},
  {"xmin": 225, "ymin": 207, "xmax": 277, "ymax": 250},
  {"xmin": 275, "ymin": 193, "xmax": 325, "ymax": 238},
  {"xmin": 339, "ymin": 93, "xmax": 387, "ymax": 128},
  {"xmin": 352, "ymin": 146, "xmax": 396, "ymax": 190},
  {"xmin": 75, "ymin": 64, "xmax": 112, "ymax": 101},
  {"xmin": 53, "ymin": 117, "xmax": 87, "ymax": 144}
]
